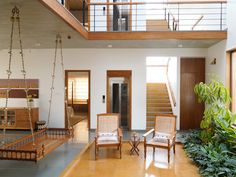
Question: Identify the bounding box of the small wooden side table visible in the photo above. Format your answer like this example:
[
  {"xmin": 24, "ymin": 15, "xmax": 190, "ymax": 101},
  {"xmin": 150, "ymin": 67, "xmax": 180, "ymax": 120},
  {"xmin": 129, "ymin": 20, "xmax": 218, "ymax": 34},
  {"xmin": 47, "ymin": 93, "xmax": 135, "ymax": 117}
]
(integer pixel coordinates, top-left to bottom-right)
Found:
[{"xmin": 129, "ymin": 132, "xmax": 140, "ymax": 155}]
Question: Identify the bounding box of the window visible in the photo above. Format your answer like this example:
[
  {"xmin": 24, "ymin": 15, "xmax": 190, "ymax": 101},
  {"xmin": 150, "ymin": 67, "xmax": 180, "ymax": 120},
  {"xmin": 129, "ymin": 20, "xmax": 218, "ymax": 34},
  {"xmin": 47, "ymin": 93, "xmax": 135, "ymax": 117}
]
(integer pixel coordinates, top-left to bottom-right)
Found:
[{"xmin": 68, "ymin": 72, "xmax": 89, "ymax": 104}]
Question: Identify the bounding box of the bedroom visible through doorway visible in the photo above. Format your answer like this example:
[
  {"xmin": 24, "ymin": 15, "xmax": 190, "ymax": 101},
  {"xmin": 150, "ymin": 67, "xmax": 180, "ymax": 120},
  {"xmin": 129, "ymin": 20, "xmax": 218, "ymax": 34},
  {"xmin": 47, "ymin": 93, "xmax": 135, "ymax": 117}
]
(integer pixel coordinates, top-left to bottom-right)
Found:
[{"xmin": 65, "ymin": 70, "xmax": 90, "ymax": 128}]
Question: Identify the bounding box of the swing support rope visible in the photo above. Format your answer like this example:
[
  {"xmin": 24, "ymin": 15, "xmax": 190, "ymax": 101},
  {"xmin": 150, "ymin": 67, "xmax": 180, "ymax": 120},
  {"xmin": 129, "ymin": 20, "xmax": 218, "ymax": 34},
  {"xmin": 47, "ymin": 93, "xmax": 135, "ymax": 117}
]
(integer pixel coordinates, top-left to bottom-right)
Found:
[
  {"xmin": 47, "ymin": 34, "xmax": 71, "ymax": 129},
  {"xmin": 2, "ymin": 6, "xmax": 35, "ymax": 147}
]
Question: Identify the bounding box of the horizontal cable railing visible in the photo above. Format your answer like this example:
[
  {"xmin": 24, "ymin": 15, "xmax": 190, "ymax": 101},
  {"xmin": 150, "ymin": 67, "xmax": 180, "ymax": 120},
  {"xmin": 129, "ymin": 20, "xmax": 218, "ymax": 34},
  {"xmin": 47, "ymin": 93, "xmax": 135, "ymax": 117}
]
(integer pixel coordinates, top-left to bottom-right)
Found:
[{"xmin": 62, "ymin": 0, "xmax": 227, "ymax": 32}]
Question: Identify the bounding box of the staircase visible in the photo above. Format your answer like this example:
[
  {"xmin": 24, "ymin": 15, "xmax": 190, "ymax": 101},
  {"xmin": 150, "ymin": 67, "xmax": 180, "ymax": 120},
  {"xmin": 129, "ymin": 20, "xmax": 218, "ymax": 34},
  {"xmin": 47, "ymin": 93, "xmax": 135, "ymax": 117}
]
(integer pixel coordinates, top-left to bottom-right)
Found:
[{"xmin": 146, "ymin": 83, "xmax": 173, "ymax": 130}]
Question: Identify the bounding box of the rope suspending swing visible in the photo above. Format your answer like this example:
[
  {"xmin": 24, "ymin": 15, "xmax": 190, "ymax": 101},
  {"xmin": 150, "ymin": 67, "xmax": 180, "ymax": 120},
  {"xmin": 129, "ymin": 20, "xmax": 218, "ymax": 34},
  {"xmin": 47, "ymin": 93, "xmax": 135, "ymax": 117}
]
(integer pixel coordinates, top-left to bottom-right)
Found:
[
  {"xmin": 2, "ymin": 6, "xmax": 35, "ymax": 147},
  {"xmin": 47, "ymin": 34, "xmax": 71, "ymax": 129}
]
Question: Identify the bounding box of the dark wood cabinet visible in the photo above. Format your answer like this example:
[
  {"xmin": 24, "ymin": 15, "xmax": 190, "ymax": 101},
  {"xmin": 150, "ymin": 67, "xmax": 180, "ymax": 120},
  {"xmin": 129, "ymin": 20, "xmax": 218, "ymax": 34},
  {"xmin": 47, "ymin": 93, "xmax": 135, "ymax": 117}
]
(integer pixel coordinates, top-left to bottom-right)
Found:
[{"xmin": 0, "ymin": 107, "xmax": 38, "ymax": 129}]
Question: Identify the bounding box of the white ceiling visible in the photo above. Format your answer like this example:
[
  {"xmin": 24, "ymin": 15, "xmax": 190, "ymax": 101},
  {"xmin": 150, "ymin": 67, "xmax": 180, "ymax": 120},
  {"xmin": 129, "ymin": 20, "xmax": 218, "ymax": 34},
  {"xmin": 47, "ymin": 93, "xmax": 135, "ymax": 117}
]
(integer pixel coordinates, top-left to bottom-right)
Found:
[{"xmin": 0, "ymin": 0, "xmax": 222, "ymax": 50}]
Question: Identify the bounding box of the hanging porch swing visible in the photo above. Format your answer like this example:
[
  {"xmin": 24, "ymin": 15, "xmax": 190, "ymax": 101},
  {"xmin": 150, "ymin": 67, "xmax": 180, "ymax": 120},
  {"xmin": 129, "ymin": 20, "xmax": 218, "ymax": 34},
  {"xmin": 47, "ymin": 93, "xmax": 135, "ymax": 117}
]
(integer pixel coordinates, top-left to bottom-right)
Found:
[{"xmin": 0, "ymin": 7, "xmax": 73, "ymax": 162}]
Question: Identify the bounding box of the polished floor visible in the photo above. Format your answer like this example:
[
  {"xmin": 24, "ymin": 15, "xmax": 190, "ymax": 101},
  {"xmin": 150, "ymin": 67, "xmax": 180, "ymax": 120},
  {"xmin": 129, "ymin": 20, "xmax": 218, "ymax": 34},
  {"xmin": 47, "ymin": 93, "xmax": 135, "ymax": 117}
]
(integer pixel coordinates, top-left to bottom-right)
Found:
[
  {"xmin": 0, "ymin": 120, "xmax": 199, "ymax": 177},
  {"xmin": 61, "ymin": 143, "xmax": 200, "ymax": 177}
]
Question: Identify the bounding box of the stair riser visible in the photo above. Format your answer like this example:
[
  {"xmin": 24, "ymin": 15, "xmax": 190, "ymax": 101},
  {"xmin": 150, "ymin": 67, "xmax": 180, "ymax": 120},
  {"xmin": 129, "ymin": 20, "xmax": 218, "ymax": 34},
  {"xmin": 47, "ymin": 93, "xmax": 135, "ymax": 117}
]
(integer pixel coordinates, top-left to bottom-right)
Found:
[
  {"xmin": 147, "ymin": 108, "xmax": 172, "ymax": 112},
  {"xmin": 147, "ymin": 103, "xmax": 171, "ymax": 107},
  {"xmin": 147, "ymin": 99, "xmax": 170, "ymax": 104},
  {"xmin": 147, "ymin": 93, "xmax": 169, "ymax": 96}
]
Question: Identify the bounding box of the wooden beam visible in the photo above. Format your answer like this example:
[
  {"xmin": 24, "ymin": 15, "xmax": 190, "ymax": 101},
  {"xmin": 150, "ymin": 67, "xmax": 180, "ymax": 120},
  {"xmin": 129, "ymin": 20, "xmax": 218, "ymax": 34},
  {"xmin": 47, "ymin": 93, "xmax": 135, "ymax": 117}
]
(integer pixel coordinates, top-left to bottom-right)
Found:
[
  {"xmin": 38, "ymin": 0, "xmax": 88, "ymax": 39},
  {"xmin": 88, "ymin": 31, "xmax": 227, "ymax": 40}
]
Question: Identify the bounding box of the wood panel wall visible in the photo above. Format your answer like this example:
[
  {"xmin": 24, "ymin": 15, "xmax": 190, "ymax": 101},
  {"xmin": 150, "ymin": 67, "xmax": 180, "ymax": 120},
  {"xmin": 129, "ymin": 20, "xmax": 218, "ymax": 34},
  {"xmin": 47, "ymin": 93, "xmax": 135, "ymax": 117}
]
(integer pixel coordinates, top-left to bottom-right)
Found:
[{"xmin": 180, "ymin": 58, "xmax": 205, "ymax": 130}]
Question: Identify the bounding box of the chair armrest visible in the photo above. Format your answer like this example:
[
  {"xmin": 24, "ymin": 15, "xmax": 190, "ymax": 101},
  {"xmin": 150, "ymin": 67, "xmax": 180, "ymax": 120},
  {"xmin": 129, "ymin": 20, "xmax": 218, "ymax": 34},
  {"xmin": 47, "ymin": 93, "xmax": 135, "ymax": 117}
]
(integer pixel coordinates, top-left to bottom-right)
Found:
[
  {"xmin": 170, "ymin": 131, "xmax": 177, "ymax": 139},
  {"xmin": 143, "ymin": 128, "xmax": 154, "ymax": 137},
  {"xmin": 118, "ymin": 128, "xmax": 123, "ymax": 138},
  {"xmin": 95, "ymin": 130, "xmax": 98, "ymax": 142}
]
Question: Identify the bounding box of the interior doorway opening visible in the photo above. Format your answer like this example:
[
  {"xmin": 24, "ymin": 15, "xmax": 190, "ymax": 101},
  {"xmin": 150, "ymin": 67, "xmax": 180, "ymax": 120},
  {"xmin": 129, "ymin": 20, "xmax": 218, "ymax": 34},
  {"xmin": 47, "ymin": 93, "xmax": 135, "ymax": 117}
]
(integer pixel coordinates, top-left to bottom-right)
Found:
[
  {"xmin": 65, "ymin": 70, "xmax": 90, "ymax": 129},
  {"xmin": 107, "ymin": 70, "xmax": 132, "ymax": 130},
  {"xmin": 145, "ymin": 56, "xmax": 177, "ymax": 130}
]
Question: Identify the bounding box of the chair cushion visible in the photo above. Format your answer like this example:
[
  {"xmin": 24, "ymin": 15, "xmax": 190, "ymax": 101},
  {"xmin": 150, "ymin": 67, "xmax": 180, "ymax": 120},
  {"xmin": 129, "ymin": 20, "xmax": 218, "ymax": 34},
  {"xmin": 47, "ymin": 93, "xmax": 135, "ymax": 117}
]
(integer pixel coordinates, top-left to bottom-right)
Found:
[
  {"xmin": 147, "ymin": 132, "xmax": 173, "ymax": 146},
  {"xmin": 98, "ymin": 132, "xmax": 117, "ymax": 137},
  {"xmin": 97, "ymin": 132, "xmax": 119, "ymax": 144},
  {"xmin": 153, "ymin": 132, "xmax": 171, "ymax": 142}
]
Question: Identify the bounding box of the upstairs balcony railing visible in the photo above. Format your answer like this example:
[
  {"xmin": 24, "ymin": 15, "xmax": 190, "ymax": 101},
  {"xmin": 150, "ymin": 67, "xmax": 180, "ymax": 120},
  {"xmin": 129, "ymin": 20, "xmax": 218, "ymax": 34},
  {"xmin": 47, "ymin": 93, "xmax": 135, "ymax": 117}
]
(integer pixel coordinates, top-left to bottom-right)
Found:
[{"xmin": 59, "ymin": 0, "xmax": 227, "ymax": 32}]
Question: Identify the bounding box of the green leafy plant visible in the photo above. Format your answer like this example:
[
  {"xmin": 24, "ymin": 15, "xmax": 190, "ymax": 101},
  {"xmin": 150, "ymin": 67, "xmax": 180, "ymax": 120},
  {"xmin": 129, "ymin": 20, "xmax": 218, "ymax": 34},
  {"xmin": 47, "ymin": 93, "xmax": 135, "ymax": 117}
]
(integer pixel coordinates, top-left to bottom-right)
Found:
[
  {"xmin": 194, "ymin": 80, "xmax": 236, "ymax": 144},
  {"xmin": 183, "ymin": 130, "xmax": 236, "ymax": 177},
  {"xmin": 182, "ymin": 80, "xmax": 236, "ymax": 176}
]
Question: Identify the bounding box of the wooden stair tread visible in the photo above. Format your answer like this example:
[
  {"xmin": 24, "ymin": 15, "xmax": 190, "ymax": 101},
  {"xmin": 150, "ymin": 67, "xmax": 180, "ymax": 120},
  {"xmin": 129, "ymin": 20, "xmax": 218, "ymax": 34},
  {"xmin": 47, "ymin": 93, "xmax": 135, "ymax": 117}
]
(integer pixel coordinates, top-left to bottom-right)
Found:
[{"xmin": 146, "ymin": 83, "xmax": 173, "ymax": 129}]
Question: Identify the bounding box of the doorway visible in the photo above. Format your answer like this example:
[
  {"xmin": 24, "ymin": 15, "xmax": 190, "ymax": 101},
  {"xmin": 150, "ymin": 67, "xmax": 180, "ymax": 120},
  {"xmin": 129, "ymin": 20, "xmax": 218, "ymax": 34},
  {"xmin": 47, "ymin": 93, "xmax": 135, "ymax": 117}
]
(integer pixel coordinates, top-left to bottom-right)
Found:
[
  {"xmin": 65, "ymin": 70, "xmax": 90, "ymax": 129},
  {"xmin": 107, "ymin": 70, "xmax": 132, "ymax": 130}
]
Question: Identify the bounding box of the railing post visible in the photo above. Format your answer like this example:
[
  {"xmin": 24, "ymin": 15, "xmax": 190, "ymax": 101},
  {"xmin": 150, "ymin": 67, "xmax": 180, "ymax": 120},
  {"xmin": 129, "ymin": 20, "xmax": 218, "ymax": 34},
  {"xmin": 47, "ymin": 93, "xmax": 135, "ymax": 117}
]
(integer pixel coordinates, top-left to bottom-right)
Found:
[
  {"xmin": 164, "ymin": 8, "xmax": 166, "ymax": 20},
  {"xmin": 94, "ymin": 5, "xmax": 96, "ymax": 31},
  {"xmin": 177, "ymin": 3, "xmax": 180, "ymax": 31},
  {"xmin": 168, "ymin": 13, "xmax": 170, "ymax": 29},
  {"xmin": 220, "ymin": 2, "xmax": 223, "ymax": 30},
  {"xmin": 136, "ymin": 4, "xmax": 137, "ymax": 31},
  {"xmin": 82, "ymin": 0, "xmax": 85, "ymax": 26}
]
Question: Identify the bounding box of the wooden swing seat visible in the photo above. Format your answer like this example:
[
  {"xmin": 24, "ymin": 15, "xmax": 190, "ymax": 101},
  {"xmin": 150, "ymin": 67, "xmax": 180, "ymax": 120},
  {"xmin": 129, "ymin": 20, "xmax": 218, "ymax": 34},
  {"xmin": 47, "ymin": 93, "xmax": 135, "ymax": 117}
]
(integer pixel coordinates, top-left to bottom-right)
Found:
[{"xmin": 0, "ymin": 128, "xmax": 72, "ymax": 162}]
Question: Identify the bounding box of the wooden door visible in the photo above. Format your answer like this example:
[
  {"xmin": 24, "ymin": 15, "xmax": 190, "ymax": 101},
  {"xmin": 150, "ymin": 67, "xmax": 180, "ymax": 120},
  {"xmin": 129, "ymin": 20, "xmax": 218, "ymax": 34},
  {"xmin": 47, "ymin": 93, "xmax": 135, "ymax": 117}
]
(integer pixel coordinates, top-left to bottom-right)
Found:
[{"xmin": 180, "ymin": 58, "xmax": 205, "ymax": 130}]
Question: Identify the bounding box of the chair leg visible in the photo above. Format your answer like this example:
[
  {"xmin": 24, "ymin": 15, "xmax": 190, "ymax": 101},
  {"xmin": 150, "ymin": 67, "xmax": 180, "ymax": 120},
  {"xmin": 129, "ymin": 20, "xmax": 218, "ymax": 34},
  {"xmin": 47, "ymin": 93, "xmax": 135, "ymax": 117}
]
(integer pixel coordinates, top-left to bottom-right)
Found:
[
  {"xmin": 153, "ymin": 147, "xmax": 155, "ymax": 154},
  {"xmin": 173, "ymin": 144, "xmax": 176, "ymax": 154},
  {"xmin": 95, "ymin": 146, "xmax": 97, "ymax": 160},
  {"xmin": 168, "ymin": 148, "xmax": 170, "ymax": 163},
  {"xmin": 120, "ymin": 144, "xmax": 122, "ymax": 159},
  {"xmin": 144, "ymin": 145, "xmax": 147, "ymax": 159}
]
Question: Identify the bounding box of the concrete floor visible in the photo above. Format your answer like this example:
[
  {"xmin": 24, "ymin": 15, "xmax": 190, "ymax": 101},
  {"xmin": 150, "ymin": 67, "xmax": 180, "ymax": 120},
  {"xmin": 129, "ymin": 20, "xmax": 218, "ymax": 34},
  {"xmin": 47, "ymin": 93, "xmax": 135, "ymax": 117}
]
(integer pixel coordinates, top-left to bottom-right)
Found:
[{"xmin": 0, "ymin": 120, "xmax": 89, "ymax": 177}]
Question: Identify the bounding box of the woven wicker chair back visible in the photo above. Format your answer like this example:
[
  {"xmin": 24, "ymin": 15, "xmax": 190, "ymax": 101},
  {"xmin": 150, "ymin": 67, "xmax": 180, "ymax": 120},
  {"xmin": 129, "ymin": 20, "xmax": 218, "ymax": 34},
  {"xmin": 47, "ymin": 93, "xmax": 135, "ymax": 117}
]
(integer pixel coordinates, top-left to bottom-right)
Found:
[
  {"xmin": 97, "ymin": 114, "xmax": 119, "ymax": 133},
  {"xmin": 154, "ymin": 115, "xmax": 176, "ymax": 134}
]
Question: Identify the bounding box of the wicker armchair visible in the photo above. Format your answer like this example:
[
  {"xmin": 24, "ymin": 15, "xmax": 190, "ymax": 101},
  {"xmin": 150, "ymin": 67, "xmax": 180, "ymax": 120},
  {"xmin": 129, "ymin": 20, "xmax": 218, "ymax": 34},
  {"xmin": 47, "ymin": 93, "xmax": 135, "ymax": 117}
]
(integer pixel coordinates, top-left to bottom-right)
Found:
[
  {"xmin": 95, "ymin": 113, "xmax": 123, "ymax": 160},
  {"xmin": 143, "ymin": 114, "xmax": 177, "ymax": 163}
]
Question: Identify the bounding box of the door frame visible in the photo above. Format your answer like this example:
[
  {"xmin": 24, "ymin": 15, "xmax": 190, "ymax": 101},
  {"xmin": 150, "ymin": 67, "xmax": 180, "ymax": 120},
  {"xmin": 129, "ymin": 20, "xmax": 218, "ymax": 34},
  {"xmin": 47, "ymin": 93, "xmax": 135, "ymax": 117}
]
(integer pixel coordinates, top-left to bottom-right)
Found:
[
  {"xmin": 106, "ymin": 70, "xmax": 132, "ymax": 130},
  {"xmin": 65, "ymin": 70, "xmax": 91, "ymax": 129},
  {"xmin": 226, "ymin": 48, "xmax": 236, "ymax": 112}
]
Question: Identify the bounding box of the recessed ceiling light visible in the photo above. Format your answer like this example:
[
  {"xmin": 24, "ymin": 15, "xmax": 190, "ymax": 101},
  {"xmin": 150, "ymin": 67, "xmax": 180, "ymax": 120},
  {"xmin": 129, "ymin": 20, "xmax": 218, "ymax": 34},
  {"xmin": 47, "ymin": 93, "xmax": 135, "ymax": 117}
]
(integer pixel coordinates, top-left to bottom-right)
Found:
[
  {"xmin": 107, "ymin": 44, "xmax": 112, "ymax": 48},
  {"xmin": 178, "ymin": 44, "xmax": 183, "ymax": 48}
]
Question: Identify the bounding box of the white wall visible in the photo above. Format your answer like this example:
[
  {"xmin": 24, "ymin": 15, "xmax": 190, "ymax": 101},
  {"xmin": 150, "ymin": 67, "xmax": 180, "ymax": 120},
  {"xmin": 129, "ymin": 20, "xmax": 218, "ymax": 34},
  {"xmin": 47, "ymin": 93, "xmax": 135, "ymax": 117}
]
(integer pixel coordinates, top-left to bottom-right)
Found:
[
  {"xmin": 0, "ymin": 48, "xmax": 207, "ymax": 130},
  {"xmin": 206, "ymin": 40, "xmax": 227, "ymax": 84},
  {"xmin": 205, "ymin": 0, "xmax": 236, "ymax": 85}
]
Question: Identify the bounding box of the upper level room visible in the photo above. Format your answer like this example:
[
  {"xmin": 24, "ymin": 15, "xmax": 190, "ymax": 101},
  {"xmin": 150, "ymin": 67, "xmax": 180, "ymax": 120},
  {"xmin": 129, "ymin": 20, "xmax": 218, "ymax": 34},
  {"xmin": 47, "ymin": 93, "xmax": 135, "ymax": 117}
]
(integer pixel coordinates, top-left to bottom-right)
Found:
[{"xmin": 42, "ymin": 0, "xmax": 228, "ymax": 40}]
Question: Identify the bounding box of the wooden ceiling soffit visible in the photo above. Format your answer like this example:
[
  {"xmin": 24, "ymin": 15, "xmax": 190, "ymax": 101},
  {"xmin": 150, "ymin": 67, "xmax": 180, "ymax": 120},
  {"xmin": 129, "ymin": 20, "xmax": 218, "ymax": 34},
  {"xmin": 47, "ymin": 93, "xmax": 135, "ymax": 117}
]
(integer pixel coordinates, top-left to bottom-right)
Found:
[
  {"xmin": 39, "ymin": 0, "xmax": 88, "ymax": 39},
  {"xmin": 88, "ymin": 31, "xmax": 227, "ymax": 40}
]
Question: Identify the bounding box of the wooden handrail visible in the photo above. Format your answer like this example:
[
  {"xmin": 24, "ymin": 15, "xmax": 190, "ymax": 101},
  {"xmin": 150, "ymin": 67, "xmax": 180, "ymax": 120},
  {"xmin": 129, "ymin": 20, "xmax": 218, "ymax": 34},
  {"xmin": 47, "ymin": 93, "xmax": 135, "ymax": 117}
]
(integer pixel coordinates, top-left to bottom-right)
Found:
[
  {"xmin": 166, "ymin": 59, "xmax": 177, "ymax": 108},
  {"xmin": 88, "ymin": 0, "xmax": 226, "ymax": 6},
  {"xmin": 167, "ymin": 77, "xmax": 177, "ymax": 107}
]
